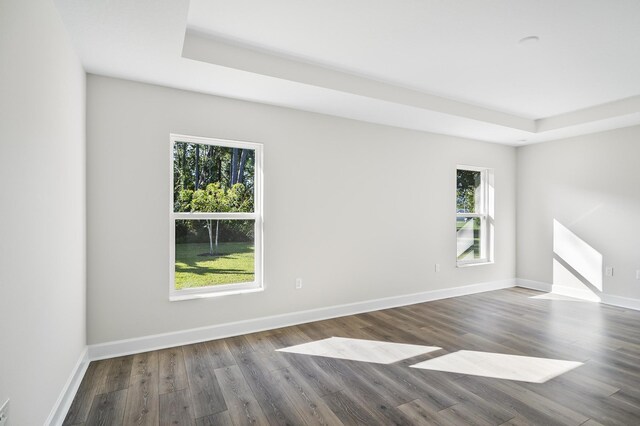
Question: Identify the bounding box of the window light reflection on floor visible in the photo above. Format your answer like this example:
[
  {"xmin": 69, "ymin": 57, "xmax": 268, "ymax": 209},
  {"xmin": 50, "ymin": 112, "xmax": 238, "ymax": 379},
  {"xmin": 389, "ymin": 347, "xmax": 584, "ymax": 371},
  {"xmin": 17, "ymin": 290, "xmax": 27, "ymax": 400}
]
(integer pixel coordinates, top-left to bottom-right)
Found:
[
  {"xmin": 529, "ymin": 293, "xmax": 597, "ymax": 302},
  {"xmin": 277, "ymin": 336, "xmax": 441, "ymax": 364},
  {"xmin": 410, "ymin": 350, "xmax": 582, "ymax": 383}
]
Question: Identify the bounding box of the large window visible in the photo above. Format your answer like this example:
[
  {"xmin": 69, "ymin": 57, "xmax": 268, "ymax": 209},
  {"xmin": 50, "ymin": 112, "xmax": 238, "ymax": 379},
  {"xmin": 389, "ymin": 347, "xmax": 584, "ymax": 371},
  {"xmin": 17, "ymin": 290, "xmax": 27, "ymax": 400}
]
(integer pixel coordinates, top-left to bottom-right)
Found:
[
  {"xmin": 170, "ymin": 134, "xmax": 263, "ymax": 300},
  {"xmin": 456, "ymin": 166, "xmax": 493, "ymax": 266}
]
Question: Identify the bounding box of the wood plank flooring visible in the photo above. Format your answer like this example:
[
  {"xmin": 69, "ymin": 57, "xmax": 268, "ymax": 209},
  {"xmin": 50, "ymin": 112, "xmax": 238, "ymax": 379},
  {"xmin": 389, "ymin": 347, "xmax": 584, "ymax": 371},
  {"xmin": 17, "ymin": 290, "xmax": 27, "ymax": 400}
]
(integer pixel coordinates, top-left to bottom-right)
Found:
[{"xmin": 64, "ymin": 288, "xmax": 640, "ymax": 425}]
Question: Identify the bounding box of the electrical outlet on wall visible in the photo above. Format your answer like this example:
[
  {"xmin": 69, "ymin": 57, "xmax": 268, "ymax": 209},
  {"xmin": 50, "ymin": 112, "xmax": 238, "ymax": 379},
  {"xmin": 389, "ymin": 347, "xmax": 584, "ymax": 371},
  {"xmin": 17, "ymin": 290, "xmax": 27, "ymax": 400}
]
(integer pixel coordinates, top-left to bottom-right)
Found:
[
  {"xmin": 295, "ymin": 278, "xmax": 302, "ymax": 289},
  {"xmin": 605, "ymin": 266, "xmax": 614, "ymax": 277},
  {"xmin": 0, "ymin": 399, "xmax": 9, "ymax": 426}
]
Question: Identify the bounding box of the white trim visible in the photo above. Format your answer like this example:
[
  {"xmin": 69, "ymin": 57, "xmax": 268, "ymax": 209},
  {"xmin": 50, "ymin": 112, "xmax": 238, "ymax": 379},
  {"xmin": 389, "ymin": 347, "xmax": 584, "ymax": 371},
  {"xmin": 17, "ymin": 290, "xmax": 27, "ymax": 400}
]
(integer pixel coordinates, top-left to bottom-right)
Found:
[
  {"xmin": 456, "ymin": 164, "xmax": 488, "ymax": 173},
  {"xmin": 457, "ymin": 261, "xmax": 494, "ymax": 268},
  {"xmin": 170, "ymin": 133, "xmax": 264, "ymax": 151},
  {"xmin": 88, "ymin": 279, "xmax": 515, "ymax": 360},
  {"xmin": 601, "ymin": 293, "xmax": 640, "ymax": 311},
  {"xmin": 170, "ymin": 286, "xmax": 264, "ymax": 301},
  {"xmin": 516, "ymin": 278, "xmax": 597, "ymax": 300},
  {"xmin": 455, "ymin": 213, "xmax": 485, "ymax": 219},
  {"xmin": 173, "ymin": 212, "xmax": 258, "ymax": 220},
  {"xmin": 516, "ymin": 278, "xmax": 640, "ymax": 311},
  {"xmin": 45, "ymin": 347, "xmax": 89, "ymax": 426},
  {"xmin": 515, "ymin": 278, "xmax": 553, "ymax": 292},
  {"xmin": 550, "ymin": 284, "xmax": 601, "ymax": 302}
]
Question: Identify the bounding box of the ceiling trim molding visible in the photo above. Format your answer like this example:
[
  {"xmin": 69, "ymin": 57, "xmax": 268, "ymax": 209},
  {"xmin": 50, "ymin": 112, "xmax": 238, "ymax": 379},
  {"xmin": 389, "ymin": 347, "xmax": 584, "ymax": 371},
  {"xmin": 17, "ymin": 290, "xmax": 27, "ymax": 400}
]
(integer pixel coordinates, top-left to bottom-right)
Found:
[
  {"xmin": 536, "ymin": 95, "xmax": 640, "ymax": 132},
  {"xmin": 183, "ymin": 31, "xmax": 535, "ymax": 133},
  {"xmin": 52, "ymin": 0, "xmax": 640, "ymax": 146},
  {"xmin": 182, "ymin": 31, "xmax": 640, "ymax": 143}
]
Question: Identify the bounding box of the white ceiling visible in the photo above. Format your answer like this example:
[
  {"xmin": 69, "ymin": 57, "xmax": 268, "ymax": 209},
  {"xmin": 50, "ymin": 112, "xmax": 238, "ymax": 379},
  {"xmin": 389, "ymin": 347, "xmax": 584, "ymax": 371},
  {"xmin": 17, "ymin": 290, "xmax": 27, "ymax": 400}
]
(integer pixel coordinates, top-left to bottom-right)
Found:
[{"xmin": 54, "ymin": 0, "xmax": 640, "ymax": 145}]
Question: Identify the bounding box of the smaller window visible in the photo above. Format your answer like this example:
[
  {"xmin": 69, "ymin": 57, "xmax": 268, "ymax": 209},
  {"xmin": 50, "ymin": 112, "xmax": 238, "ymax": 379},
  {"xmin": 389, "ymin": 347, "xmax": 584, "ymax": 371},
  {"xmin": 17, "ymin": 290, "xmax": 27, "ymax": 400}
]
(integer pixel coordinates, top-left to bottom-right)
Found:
[{"xmin": 456, "ymin": 166, "xmax": 493, "ymax": 266}]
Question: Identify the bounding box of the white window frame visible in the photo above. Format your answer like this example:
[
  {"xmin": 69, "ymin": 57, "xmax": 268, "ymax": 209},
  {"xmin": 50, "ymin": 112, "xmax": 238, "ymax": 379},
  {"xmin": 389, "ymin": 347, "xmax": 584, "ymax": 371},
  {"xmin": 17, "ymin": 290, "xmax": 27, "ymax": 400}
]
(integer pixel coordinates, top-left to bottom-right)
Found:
[
  {"xmin": 456, "ymin": 165, "xmax": 493, "ymax": 267},
  {"xmin": 169, "ymin": 134, "xmax": 263, "ymax": 301}
]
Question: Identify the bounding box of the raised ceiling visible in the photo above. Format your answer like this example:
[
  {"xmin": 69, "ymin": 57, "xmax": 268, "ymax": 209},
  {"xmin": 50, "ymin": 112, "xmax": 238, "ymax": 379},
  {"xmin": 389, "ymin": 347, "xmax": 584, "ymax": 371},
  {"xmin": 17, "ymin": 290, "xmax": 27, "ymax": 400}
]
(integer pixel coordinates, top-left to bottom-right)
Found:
[{"xmin": 54, "ymin": 0, "xmax": 640, "ymax": 145}]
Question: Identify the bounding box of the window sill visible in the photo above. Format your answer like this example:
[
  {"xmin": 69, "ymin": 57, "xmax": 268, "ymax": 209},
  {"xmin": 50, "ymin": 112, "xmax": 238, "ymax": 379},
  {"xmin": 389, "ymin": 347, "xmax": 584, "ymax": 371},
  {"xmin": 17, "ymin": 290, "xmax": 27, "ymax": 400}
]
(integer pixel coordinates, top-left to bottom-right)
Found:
[
  {"xmin": 170, "ymin": 286, "xmax": 264, "ymax": 302},
  {"xmin": 457, "ymin": 261, "xmax": 494, "ymax": 268}
]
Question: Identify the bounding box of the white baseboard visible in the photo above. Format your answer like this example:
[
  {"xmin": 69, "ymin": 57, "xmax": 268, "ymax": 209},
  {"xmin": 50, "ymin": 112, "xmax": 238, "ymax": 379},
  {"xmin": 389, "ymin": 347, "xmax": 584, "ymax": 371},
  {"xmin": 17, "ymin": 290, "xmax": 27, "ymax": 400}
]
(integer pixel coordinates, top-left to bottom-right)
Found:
[
  {"xmin": 46, "ymin": 347, "xmax": 89, "ymax": 426},
  {"xmin": 516, "ymin": 278, "xmax": 598, "ymax": 301},
  {"xmin": 515, "ymin": 278, "xmax": 552, "ymax": 292},
  {"xmin": 601, "ymin": 293, "xmax": 640, "ymax": 311},
  {"xmin": 550, "ymin": 284, "xmax": 601, "ymax": 302},
  {"xmin": 88, "ymin": 279, "xmax": 515, "ymax": 360},
  {"xmin": 516, "ymin": 278, "xmax": 640, "ymax": 311}
]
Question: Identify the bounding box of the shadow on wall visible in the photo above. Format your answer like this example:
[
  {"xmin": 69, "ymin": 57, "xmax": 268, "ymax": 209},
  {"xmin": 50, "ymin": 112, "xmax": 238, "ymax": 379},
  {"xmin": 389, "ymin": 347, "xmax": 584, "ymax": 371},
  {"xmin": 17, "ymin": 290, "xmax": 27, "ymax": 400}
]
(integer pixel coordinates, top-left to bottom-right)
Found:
[{"xmin": 552, "ymin": 219, "xmax": 603, "ymax": 302}]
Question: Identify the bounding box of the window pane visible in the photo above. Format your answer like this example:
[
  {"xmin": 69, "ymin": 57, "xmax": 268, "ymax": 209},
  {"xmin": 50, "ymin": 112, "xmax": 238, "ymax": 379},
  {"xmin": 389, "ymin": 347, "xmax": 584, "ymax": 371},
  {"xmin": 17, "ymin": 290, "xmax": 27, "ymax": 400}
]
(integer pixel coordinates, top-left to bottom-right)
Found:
[
  {"xmin": 457, "ymin": 217, "xmax": 482, "ymax": 260},
  {"xmin": 456, "ymin": 169, "xmax": 481, "ymax": 213},
  {"xmin": 173, "ymin": 142, "xmax": 255, "ymax": 213},
  {"xmin": 175, "ymin": 219, "xmax": 255, "ymax": 289}
]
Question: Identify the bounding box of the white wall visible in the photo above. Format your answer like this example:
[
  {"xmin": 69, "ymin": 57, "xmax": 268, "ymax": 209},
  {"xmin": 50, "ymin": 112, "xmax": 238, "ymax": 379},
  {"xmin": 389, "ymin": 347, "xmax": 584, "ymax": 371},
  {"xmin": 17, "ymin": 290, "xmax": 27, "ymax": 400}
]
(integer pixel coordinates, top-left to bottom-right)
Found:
[
  {"xmin": 86, "ymin": 75, "xmax": 516, "ymax": 345},
  {"xmin": 0, "ymin": 1, "xmax": 86, "ymax": 425},
  {"xmin": 517, "ymin": 126, "xmax": 640, "ymax": 301}
]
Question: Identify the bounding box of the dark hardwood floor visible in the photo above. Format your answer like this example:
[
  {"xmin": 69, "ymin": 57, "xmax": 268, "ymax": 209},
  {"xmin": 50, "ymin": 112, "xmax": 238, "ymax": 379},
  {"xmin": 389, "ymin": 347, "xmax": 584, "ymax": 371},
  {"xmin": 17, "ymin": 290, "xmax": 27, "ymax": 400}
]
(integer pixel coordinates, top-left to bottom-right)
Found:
[{"xmin": 64, "ymin": 288, "xmax": 640, "ymax": 425}]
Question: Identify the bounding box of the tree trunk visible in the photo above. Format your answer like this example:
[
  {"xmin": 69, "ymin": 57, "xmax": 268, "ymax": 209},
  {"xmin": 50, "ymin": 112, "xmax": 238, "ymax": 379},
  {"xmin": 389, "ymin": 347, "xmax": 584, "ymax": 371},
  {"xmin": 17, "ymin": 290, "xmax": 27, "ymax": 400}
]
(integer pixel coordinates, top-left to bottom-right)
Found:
[
  {"xmin": 209, "ymin": 145, "xmax": 215, "ymax": 184},
  {"xmin": 195, "ymin": 144, "xmax": 200, "ymax": 190},
  {"xmin": 181, "ymin": 144, "xmax": 187, "ymax": 189},
  {"xmin": 207, "ymin": 220, "xmax": 214, "ymax": 255},
  {"xmin": 237, "ymin": 149, "xmax": 248, "ymax": 184},
  {"xmin": 231, "ymin": 148, "xmax": 238, "ymax": 186},
  {"xmin": 215, "ymin": 220, "xmax": 220, "ymax": 254}
]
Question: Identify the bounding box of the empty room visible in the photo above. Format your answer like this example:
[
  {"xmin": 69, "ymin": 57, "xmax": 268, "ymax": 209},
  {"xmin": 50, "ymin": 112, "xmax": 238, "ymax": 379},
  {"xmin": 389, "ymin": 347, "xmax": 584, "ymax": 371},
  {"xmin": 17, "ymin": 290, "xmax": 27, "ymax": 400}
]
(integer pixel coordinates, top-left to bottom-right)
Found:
[{"xmin": 2, "ymin": 0, "xmax": 640, "ymax": 425}]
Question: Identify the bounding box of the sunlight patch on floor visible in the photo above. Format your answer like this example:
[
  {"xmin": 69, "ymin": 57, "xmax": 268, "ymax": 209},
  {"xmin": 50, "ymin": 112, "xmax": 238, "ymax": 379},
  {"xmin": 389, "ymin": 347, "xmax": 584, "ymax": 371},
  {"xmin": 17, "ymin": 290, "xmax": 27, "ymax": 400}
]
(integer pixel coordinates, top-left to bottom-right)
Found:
[
  {"xmin": 277, "ymin": 336, "xmax": 441, "ymax": 364},
  {"xmin": 529, "ymin": 293, "xmax": 597, "ymax": 302},
  {"xmin": 410, "ymin": 350, "xmax": 582, "ymax": 383}
]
